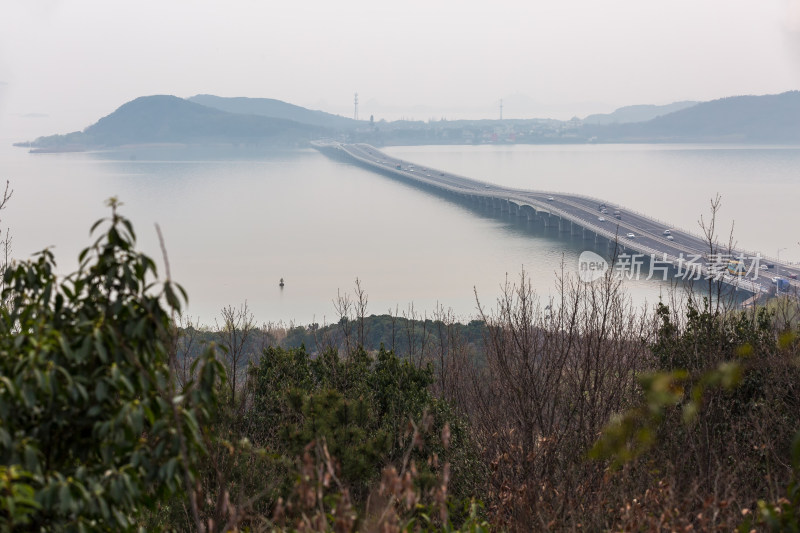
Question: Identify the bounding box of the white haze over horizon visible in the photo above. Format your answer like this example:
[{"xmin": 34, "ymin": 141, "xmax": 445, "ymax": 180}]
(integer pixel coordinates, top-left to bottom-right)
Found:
[{"xmin": 1, "ymin": 0, "xmax": 800, "ymax": 141}]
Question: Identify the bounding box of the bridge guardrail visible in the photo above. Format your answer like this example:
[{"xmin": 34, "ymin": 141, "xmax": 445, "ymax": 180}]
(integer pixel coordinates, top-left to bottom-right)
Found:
[
  {"xmin": 369, "ymin": 143, "xmax": 788, "ymax": 267},
  {"xmin": 347, "ymin": 146, "xmax": 673, "ymax": 257},
  {"xmin": 334, "ymin": 144, "xmax": 777, "ymax": 293}
]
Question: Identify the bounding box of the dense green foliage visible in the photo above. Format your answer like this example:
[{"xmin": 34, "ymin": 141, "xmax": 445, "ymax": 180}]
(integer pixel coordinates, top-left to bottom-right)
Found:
[
  {"xmin": 0, "ymin": 202, "xmax": 223, "ymax": 531},
  {"xmin": 157, "ymin": 343, "xmax": 483, "ymax": 531},
  {"xmin": 592, "ymin": 298, "xmax": 800, "ymax": 530},
  {"xmin": 652, "ymin": 299, "xmax": 776, "ymax": 372},
  {"xmin": 246, "ymin": 344, "xmax": 479, "ymax": 504},
  {"xmin": 280, "ymin": 317, "xmax": 486, "ymax": 357}
]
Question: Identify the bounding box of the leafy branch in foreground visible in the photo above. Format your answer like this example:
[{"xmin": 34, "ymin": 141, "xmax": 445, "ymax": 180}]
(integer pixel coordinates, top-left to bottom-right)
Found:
[
  {"xmin": 588, "ymin": 362, "xmax": 742, "ymax": 468},
  {"xmin": 591, "ymin": 303, "xmax": 800, "ymax": 530},
  {"xmin": 0, "ymin": 200, "xmax": 224, "ymax": 531}
]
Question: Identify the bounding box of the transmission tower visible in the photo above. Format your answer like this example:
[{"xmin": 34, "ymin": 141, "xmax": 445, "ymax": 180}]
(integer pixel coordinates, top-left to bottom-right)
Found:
[
  {"xmin": 354, "ymin": 93, "xmax": 359, "ymax": 121},
  {"xmin": 499, "ymin": 99, "xmax": 503, "ymax": 120}
]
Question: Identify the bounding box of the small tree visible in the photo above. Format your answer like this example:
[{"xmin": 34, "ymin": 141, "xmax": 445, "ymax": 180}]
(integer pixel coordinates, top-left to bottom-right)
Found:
[
  {"xmin": 0, "ymin": 200, "xmax": 223, "ymax": 531},
  {"xmin": 216, "ymin": 301, "xmax": 256, "ymax": 405},
  {"xmin": 0, "ymin": 180, "xmax": 13, "ymax": 297}
]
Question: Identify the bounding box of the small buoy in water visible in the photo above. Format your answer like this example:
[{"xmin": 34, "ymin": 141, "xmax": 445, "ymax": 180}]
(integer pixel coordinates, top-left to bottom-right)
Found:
[{"xmin": 279, "ymin": 277, "xmax": 285, "ymax": 288}]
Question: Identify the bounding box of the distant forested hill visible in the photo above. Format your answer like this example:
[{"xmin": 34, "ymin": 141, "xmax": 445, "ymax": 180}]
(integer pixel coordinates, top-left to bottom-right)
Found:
[
  {"xmin": 587, "ymin": 91, "xmax": 800, "ymax": 143},
  {"xmin": 189, "ymin": 94, "xmax": 360, "ymax": 130},
  {"xmin": 582, "ymin": 101, "xmax": 698, "ymax": 125},
  {"xmin": 24, "ymin": 95, "xmax": 328, "ymax": 151}
]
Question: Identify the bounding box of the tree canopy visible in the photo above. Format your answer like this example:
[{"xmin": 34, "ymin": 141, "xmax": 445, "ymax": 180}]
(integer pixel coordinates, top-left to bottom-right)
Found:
[{"xmin": 0, "ymin": 200, "xmax": 223, "ymax": 531}]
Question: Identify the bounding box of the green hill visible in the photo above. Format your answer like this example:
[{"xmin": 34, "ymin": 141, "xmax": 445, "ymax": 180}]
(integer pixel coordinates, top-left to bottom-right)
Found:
[
  {"xmin": 587, "ymin": 91, "xmax": 800, "ymax": 143},
  {"xmin": 188, "ymin": 94, "xmax": 360, "ymax": 130},
  {"xmin": 582, "ymin": 101, "xmax": 698, "ymax": 125},
  {"xmin": 25, "ymin": 95, "xmax": 329, "ymax": 151}
]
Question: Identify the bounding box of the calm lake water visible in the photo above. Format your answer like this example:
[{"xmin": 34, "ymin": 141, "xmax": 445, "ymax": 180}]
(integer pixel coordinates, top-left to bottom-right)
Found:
[{"xmin": 1, "ymin": 141, "xmax": 798, "ymax": 326}]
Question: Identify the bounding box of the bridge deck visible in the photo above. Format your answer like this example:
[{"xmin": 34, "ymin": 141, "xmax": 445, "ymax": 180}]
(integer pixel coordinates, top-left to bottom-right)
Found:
[{"xmin": 313, "ymin": 141, "xmax": 799, "ymax": 296}]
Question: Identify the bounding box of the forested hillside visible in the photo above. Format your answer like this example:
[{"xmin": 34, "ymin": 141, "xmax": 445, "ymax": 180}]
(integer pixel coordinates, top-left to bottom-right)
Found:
[
  {"xmin": 189, "ymin": 94, "xmax": 360, "ymax": 130},
  {"xmin": 1, "ymin": 206, "xmax": 799, "ymax": 532},
  {"xmin": 25, "ymin": 95, "xmax": 328, "ymax": 151},
  {"xmin": 588, "ymin": 91, "xmax": 800, "ymax": 142}
]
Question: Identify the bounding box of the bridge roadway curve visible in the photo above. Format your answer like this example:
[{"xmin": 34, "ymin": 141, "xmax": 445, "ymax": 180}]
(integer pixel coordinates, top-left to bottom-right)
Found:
[{"xmin": 313, "ymin": 141, "xmax": 800, "ymax": 295}]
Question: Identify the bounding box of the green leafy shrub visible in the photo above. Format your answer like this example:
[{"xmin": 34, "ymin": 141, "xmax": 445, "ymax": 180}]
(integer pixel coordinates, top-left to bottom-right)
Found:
[{"xmin": 0, "ymin": 201, "xmax": 223, "ymax": 531}]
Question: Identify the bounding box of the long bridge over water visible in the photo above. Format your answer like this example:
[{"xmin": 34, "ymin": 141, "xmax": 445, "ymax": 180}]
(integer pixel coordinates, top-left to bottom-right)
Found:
[{"xmin": 314, "ymin": 142, "xmax": 799, "ymax": 296}]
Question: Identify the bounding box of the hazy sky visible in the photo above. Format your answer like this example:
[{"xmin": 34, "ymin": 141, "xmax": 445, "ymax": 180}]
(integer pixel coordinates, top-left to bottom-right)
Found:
[{"xmin": 1, "ymin": 0, "xmax": 799, "ymax": 138}]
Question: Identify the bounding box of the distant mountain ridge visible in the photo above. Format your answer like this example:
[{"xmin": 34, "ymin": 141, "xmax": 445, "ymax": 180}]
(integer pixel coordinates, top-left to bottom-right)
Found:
[
  {"xmin": 582, "ymin": 101, "xmax": 698, "ymax": 125},
  {"xmin": 24, "ymin": 95, "xmax": 328, "ymax": 151},
  {"xmin": 188, "ymin": 94, "xmax": 360, "ymax": 130},
  {"xmin": 588, "ymin": 91, "xmax": 800, "ymax": 143},
  {"xmin": 16, "ymin": 90, "xmax": 800, "ymax": 151}
]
